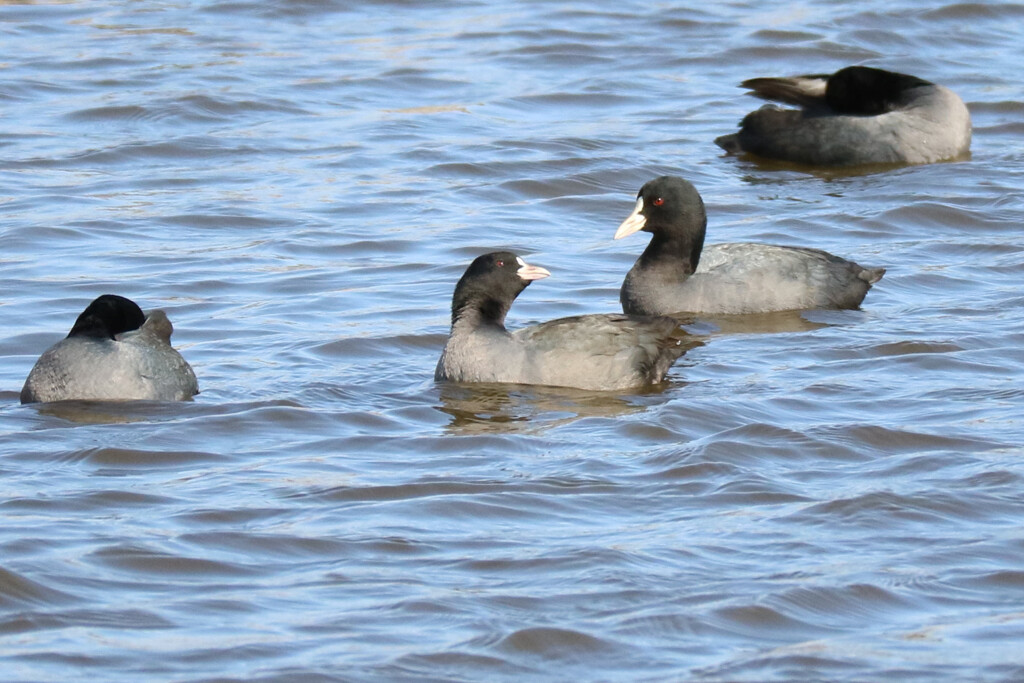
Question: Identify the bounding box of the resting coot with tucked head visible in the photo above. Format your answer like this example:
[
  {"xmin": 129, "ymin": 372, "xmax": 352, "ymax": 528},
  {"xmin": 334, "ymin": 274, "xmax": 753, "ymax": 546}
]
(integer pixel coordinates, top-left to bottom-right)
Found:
[
  {"xmin": 715, "ymin": 66, "xmax": 971, "ymax": 166},
  {"xmin": 615, "ymin": 176, "xmax": 884, "ymax": 316},
  {"xmin": 435, "ymin": 252, "xmax": 690, "ymax": 391},
  {"xmin": 21, "ymin": 294, "xmax": 199, "ymax": 404}
]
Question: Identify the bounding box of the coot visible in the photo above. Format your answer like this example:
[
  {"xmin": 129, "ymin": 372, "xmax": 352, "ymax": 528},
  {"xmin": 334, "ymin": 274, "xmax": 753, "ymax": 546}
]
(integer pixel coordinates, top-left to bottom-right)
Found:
[
  {"xmin": 435, "ymin": 252, "xmax": 692, "ymax": 391},
  {"xmin": 615, "ymin": 176, "xmax": 884, "ymax": 316},
  {"xmin": 21, "ymin": 294, "xmax": 199, "ymax": 403},
  {"xmin": 715, "ymin": 66, "xmax": 971, "ymax": 166}
]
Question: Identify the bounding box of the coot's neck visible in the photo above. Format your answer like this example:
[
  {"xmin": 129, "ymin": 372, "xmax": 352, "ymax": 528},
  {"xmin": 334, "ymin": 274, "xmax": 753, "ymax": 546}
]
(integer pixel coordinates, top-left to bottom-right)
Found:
[
  {"xmin": 637, "ymin": 218, "xmax": 706, "ymax": 278},
  {"xmin": 451, "ymin": 292, "xmax": 514, "ymax": 332}
]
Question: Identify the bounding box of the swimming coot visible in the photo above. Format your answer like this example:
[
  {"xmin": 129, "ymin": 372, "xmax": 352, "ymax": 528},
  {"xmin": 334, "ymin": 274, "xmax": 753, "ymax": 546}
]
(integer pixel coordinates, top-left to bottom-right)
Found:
[
  {"xmin": 715, "ymin": 66, "xmax": 971, "ymax": 166},
  {"xmin": 21, "ymin": 294, "xmax": 199, "ymax": 403},
  {"xmin": 615, "ymin": 176, "xmax": 885, "ymax": 316},
  {"xmin": 435, "ymin": 252, "xmax": 692, "ymax": 391}
]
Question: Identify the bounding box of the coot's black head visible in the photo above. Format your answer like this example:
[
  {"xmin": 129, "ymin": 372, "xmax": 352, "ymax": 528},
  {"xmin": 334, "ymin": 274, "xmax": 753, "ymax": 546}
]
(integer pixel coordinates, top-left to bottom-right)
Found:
[
  {"xmin": 615, "ymin": 176, "xmax": 707, "ymax": 239},
  {"xmin": 614, "ymin": 176, "xmax": 707, "ymax": 271},
  {"xmin": 67, "ymin": 294, "xmax": 146, "ymax": 340},
  {"xmin": 450, "ymin": 251, "xmax": 550, "ymax": 328},
  {"xmin": 825, "ymin": 66, "xmax": 932, "ymax": 115}
]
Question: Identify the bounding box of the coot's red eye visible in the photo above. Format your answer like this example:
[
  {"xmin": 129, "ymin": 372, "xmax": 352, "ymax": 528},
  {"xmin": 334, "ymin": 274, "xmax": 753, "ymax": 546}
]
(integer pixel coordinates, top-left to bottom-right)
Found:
[
  {"xmin": 652, "ymin": 197, "xmax": 665, "ymax": 206},
  {"xmin": 495, "ymin": 260, "xmax": 505, "ymax": 267}
]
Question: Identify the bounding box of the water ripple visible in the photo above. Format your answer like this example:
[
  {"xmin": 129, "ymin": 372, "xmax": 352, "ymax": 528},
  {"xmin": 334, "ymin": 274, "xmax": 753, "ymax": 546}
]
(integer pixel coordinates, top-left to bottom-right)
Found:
[{"xmin": 1, "ymin": 0, "xmax": 1023, "ymax": 681}]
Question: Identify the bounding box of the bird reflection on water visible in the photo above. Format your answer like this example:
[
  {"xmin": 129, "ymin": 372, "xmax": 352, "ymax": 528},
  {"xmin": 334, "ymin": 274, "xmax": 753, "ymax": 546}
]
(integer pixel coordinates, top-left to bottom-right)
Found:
[
  {"xmin": 436, "ymin": 336, "xmax": 706, "ymax": 435},
  {"xmin": 435, "ymin": 309, "xmax": 835, "ymax": 434}
]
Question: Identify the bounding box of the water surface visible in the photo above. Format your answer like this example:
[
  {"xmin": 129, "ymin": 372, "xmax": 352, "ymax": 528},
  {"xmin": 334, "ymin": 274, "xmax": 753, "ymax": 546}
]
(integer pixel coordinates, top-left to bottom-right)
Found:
[{"xmin": 2, "ymin": 1, "xmax": 1024, "ymax": 680}]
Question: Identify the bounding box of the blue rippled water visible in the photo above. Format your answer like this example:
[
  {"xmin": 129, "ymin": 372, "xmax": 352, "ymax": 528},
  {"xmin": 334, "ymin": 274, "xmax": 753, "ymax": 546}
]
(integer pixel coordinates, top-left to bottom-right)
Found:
[{"xmin": 2, "ymin": 1, "xmax": 1024, "ymax": 680}]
